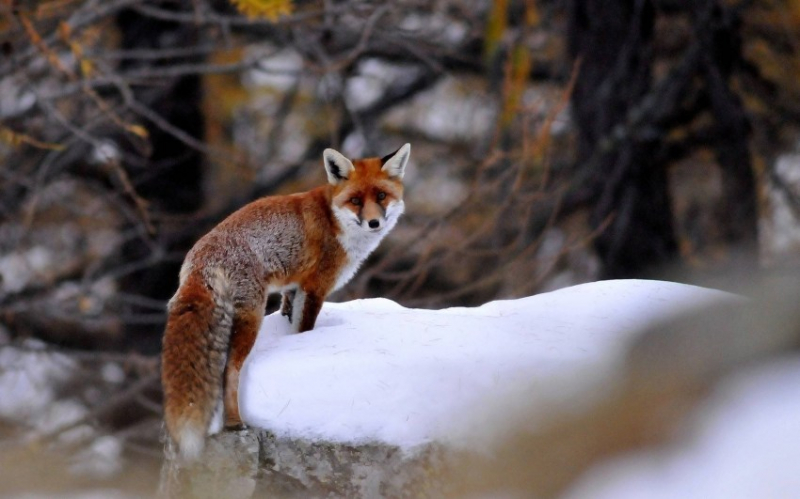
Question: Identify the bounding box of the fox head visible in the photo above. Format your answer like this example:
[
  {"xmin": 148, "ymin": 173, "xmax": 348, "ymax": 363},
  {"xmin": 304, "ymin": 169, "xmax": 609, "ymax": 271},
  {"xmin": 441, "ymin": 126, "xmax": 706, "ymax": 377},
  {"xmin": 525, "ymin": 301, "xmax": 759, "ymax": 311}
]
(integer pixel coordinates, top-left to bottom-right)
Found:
[{"xmin": 323, "ymin": 144, "xmax": 409, "ymax": 237}]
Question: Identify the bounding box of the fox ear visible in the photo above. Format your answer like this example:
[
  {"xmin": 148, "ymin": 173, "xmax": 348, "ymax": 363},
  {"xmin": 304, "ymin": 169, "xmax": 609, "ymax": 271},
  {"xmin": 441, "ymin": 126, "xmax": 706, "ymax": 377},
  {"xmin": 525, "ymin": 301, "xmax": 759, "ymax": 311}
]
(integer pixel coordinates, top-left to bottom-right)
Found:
[
  {"xmin": 381, "ymin": 143, "xmax": 410, "ymax": 179},
  {"xmin": 323, "ymin": 148, "xmax": 355, "ymax": 185}
]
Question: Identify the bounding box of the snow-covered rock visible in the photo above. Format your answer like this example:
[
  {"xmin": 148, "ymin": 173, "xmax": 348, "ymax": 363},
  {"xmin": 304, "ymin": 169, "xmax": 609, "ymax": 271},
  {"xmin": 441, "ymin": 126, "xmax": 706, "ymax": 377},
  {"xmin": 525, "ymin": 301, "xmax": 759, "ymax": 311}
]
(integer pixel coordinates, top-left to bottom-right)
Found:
[
  {"xmin": 240, "ymin": 279, "xmax": 733, "ymax": 450},
  {"xmin": 161, "ymin": 279, "xmax": 742, "ymax": 498}
]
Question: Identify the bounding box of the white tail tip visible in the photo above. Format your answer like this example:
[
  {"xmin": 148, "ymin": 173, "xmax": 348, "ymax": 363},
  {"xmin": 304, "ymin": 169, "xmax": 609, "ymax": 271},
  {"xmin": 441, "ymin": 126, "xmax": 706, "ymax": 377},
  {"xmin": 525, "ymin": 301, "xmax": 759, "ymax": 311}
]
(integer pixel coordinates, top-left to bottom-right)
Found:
[{"xmin": 177, "ymin": 424, "xmax": 205, "ymax": 462}]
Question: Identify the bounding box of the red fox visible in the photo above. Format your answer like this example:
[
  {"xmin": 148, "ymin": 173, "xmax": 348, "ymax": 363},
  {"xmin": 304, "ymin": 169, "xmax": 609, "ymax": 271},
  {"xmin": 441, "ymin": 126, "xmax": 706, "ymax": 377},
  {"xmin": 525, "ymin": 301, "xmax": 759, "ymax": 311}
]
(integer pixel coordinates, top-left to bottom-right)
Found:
[{"xmin": 161, "ymin": 144, "xmax": 410, "ymax": 460}]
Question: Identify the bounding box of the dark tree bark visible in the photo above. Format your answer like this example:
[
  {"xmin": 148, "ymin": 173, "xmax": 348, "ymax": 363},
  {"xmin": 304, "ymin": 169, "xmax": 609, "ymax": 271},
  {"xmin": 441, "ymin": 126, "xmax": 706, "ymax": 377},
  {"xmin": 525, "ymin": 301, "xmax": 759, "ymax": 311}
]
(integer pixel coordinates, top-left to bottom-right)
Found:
[
  {"xmin": 694, "ymin": 2, "xmax": 758, "ymax": 259},
  {"xmin": 116, "ymin": 4, "xmax": 206, "ymax": 214},
  {"xmin": 568, "ymin": 0, "xmax": 758, "ymax": 278},
  {"xmin": 568, "ymin": 0, "xmax": 677, "ymax": 278},
  {"xmin": 116, "ymin": 2, "xmax": 207, "ymax": 353}
]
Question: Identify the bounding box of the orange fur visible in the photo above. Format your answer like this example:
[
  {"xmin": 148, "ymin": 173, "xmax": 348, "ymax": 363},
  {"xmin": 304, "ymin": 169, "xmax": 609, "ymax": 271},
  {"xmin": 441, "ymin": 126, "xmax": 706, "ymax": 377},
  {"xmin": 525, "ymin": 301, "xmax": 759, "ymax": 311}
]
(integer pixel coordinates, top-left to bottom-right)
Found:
[{"xmin": 161, "ymin": 145, "xmax": 410, "ymax": 460}]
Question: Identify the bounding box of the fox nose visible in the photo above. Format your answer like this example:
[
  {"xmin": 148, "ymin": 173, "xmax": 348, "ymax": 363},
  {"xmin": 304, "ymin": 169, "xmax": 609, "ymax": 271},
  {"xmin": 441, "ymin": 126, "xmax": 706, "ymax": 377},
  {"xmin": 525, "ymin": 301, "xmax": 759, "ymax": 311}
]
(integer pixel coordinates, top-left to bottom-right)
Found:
[{"xmin": 368, "ymin": 219, "xmax": 380, "ymax": 229}]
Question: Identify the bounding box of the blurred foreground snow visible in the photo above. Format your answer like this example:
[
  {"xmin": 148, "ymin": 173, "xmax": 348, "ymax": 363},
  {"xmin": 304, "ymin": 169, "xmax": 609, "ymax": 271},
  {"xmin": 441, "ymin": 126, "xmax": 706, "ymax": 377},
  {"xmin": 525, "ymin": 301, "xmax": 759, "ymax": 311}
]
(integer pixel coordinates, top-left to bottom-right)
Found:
[{"xmin": 566, "ymin": 358, "xmax": 800, "ymax": 499}]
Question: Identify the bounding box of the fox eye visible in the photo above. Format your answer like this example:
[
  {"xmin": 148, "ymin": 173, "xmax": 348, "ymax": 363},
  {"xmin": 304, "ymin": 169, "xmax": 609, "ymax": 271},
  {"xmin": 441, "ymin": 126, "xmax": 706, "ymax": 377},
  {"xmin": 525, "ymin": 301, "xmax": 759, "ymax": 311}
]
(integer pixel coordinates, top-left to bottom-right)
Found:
[
  {"xmin": 376, "ymin": 191, "xmax": 386, "ymax": 201},
  {"xmin": 350, "ymin": 197, "xmax": 362, "ymax": 206}
]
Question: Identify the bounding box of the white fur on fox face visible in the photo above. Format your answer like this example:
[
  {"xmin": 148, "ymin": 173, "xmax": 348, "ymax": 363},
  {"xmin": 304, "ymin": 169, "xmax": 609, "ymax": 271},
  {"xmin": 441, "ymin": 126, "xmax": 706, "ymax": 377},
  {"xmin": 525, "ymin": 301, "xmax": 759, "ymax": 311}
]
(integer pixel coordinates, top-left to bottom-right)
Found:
[
  {"xmin": 332, "ymin": 199, "xmax": 403, "ymax": 290},
  {"xmin": 383, "ymin": 199, "xmax": 405, "ymax": 231},
  {"xmin": 334, "ymin": 200, "xmax": 404, "ymax": 233}
]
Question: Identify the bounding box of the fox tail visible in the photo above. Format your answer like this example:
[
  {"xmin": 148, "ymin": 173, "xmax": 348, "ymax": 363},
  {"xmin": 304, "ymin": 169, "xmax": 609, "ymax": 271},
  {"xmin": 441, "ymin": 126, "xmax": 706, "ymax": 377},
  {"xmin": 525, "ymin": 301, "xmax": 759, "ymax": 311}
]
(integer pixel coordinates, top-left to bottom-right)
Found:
[{"xmin": 161, "ymin": 268, "xmax": 234, "ymax": 461}]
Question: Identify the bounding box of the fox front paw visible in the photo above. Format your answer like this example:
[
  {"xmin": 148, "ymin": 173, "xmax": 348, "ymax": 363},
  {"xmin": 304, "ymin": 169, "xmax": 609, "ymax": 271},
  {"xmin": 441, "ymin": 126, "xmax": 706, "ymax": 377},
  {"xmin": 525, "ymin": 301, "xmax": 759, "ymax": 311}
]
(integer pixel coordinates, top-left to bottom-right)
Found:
[{"xmin": 224, "ymin": 417, "xmax": 246, "ymax": 431}]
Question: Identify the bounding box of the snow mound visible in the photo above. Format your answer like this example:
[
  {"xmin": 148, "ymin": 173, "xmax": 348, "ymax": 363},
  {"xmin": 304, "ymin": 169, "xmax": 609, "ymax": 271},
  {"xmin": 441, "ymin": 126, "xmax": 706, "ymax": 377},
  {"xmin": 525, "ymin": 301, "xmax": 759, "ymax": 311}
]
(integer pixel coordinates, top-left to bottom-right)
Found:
[{"xmin": 240, "ymin": 279, "xmax": 735, "ymax": 450}]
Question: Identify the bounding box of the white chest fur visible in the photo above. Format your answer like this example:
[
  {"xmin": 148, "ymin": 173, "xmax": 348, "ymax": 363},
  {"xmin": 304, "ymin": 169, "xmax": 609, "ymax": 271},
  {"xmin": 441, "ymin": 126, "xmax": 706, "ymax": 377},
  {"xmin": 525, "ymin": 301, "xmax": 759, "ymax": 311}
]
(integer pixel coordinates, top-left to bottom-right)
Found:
[
  {"xmin": 332, "ymin": 221, "xmax": 385, "ymax": 291},
  {"xmin": 331, "ymin": 202, "xmax": 403, "ymax": 291}
]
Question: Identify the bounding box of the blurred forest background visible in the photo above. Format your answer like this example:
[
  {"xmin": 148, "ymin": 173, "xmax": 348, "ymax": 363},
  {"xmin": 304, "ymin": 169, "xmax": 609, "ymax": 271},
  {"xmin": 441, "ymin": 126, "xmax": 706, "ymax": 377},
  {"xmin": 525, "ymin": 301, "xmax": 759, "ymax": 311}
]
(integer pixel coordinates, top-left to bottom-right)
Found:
[{"xmin": 3, "ymin": 0, "xmax": 800, "ymax": 495}]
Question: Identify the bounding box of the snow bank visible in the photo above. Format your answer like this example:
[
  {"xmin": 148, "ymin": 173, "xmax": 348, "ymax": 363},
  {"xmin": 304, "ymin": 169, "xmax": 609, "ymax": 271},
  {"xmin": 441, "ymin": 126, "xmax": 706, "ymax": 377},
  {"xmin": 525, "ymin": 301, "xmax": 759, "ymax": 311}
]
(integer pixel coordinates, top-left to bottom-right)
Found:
[{"xmin": 240, "ymin": 279, "xmax": 735, "ymax": 450}]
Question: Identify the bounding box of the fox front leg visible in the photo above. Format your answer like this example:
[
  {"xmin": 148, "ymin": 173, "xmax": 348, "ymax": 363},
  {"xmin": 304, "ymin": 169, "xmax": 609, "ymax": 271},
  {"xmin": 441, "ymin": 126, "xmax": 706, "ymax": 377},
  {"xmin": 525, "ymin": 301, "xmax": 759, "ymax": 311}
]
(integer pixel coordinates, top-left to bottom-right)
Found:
[
  {"xmin": 281, "ymin": 289, "xmax": 296, "ymax": 322},
  {"xmin": 288, "ymin": 288, "xmax": 323, "ymax": 333}
]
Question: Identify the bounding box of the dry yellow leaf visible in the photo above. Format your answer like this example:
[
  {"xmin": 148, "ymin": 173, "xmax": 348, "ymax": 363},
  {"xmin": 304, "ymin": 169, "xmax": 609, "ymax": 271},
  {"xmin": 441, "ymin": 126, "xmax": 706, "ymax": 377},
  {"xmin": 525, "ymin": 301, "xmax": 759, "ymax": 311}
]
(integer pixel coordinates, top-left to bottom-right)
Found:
[
  {"xmin": 0, "ymin": 127, "xmax": 64, "ymax": 151},
  {"xmin": 484, "ymin": 0, "xmax": 508, "ymax": 62},
  {"xmin": 126, "ymin": 124, "xmax": 149, "ymax": 139},
  {"xmin": 230, "ymin": 0, "xmax": 292, "ymax": 21}
]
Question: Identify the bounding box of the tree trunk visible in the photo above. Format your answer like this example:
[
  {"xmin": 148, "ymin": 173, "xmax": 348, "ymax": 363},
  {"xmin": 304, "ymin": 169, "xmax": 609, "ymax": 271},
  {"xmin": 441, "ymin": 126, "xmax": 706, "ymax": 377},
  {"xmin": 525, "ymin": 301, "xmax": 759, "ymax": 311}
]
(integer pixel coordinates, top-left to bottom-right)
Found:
[
  {"xmin": 696, "ymin": 2, "xmax": 758, "ymax": 261},
  {"xmin": 568, "ymin": 0, "xmax": 678, "ymax": 279},
  {"xmin": 116, "ymin": 2, "xmax": 207, "ymax": 352}
]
